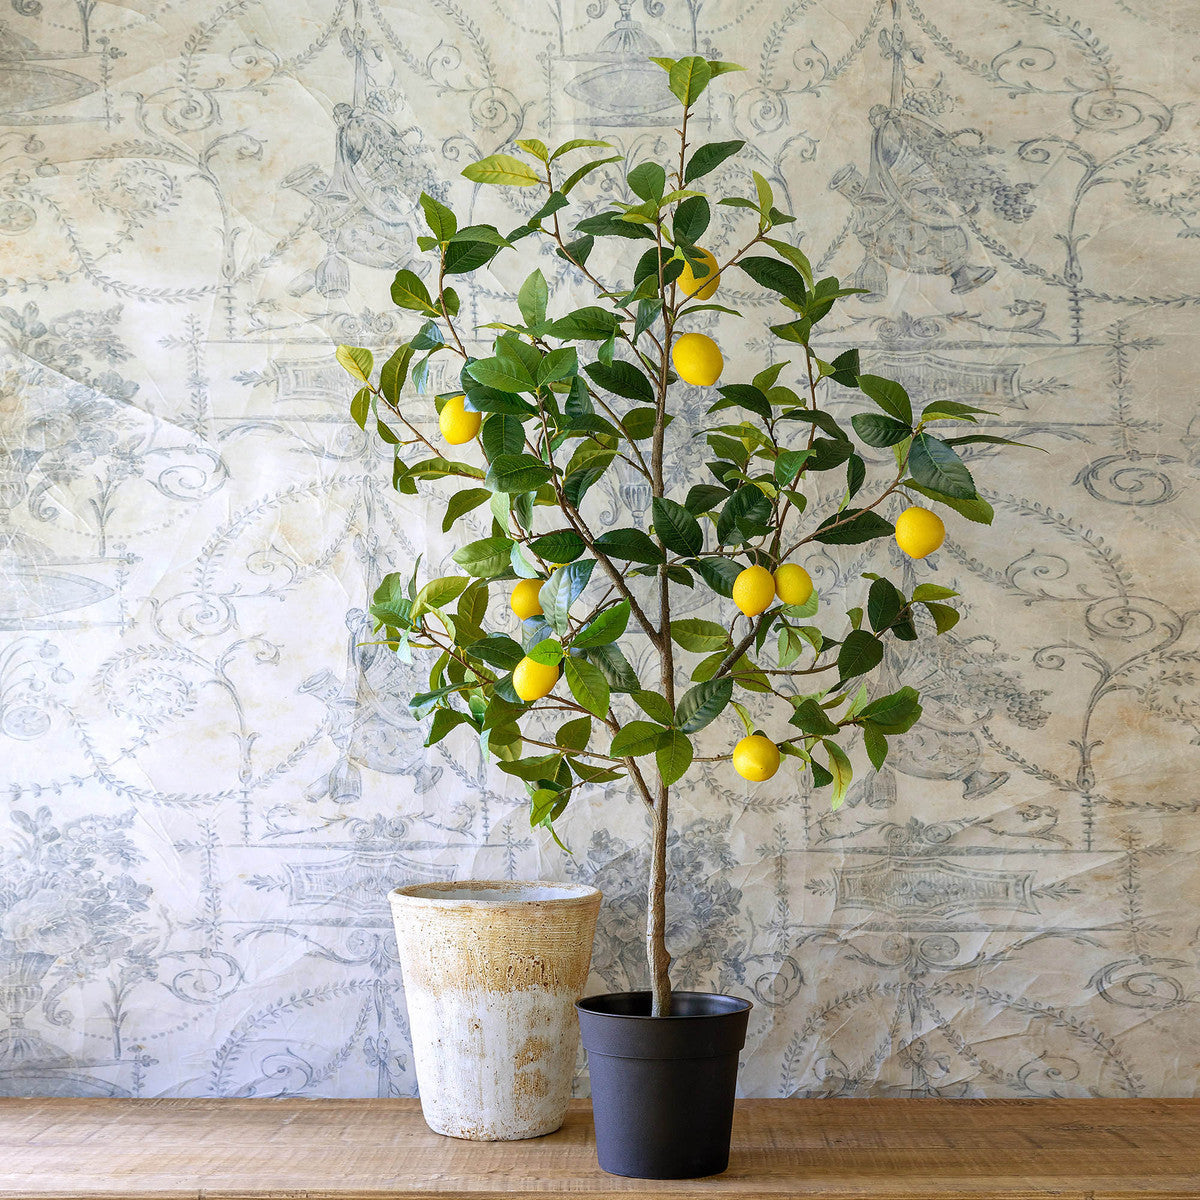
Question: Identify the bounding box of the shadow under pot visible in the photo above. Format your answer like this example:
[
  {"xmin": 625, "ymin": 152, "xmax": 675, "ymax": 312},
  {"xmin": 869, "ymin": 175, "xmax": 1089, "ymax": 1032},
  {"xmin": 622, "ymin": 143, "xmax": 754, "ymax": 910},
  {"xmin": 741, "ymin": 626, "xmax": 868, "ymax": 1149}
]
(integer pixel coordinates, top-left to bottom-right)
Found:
[{"xmin": 576, "ymin": 990, "xmax": 752, "ymax": 1179}]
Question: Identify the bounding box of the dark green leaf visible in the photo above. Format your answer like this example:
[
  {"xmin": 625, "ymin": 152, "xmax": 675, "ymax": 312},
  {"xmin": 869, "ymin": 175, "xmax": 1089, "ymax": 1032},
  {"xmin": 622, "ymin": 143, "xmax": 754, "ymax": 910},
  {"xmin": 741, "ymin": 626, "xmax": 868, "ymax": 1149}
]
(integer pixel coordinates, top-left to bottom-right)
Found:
[
  {"xmin": 633, "ymin": 690, "xmax": 674, "ymax": 724},
  {"xmin": 857, "ymin": 374, "xmax": 913, "ymax": 423},
  {"xmin": 908, "ymin": 433, "xmax": 977, "ymax": 499},
  {"xmin": 486, "ymin": 454, "xmax": 553, "ymax": 493},
  {"xmin": 675, "ymin": 678, "xmax": 732, "ymax": 733},
  {"xmin": 656, "ymin": 729, "xmax": 694, "ymax": 785},
  {"xmin": 528, "ymin": 529, "xmax": 586, "ymax": 563},
  {"xmin": 419, "ymin": 192, "xmax": 457, "ymax": 241},
  {"xmin": 442, "ymin": 487, "xmax": 491, "ymax": 532},
  {"xmin": 585, "ymin": 359, "xmax": 655, "ymax": 404},
  {"xmin": 813, "ymin": 509, "xmax": 895, "ymax": 546},
  {"xmin": 556, "ymin": 716, "xmax": 593, "ymax": 751},
  {"xmin": 481, "ymin": 413, "xmax": 525, "ymax": 460},
  {"xmin": 858, "ymin": 686, "xmax": 922, "ymax": 734},
  {"xmin": 564, "ymin": 656, "xmax": 610, "ymax": 718},
  {"xmin": 627, "ymin": 161, "xmax": 666, "ymax": 201},
  {"xmin": 714, "ymin": 383, "xmax": 772, "ymax": 422},
  {"xmin": 673, "ymin": 195, "xmax": 711, "ymax": 244},
  {"xmin": 574, "ymin": 211, "xmax": 654, "ymax": 241},
  {"xmin": 904, "ymin": 482, "xmax": 994, "ymax": 525},
  {"xmin": 518, "ymin": 268, "xmax": 548, "ymax": 327},
  {"xmin": 851, "ymin": 412, "xmax": 911, "ymax": 448},
  {"xmin": 594, "ymin": 527, "xmax": 664, "ymax": 564},
  {"xmin": 585, "ymin": 642, "xmax": 639, "ymax": 692},
  {"xmin": 466, "ymin": 356, "xmax": 535, "ymax": 394},
  {"xmin": 837, "ymin": 629, "xmax": 884, "ymax": 683},
  {"xmin": 716, "ymin": 485, "xmax": 771, "ymax": 545},
  {"xmin": 685, "ymin": 484, "xmax": 729, "ymax": 515},
  {"xmin": 693, "ymin": 556, "xmax": 741, "ymax": 597},
  {"xmin": 862, "ymin": 721, "xmax": 888, "ymax": 771},
  {"xmin": 922, "ymin": 600, "xmax": 961, "ymax": 634},
  {"xmin": 390, "ymin": 269, "xmax": 435, "ymax": 312},
  {"xmin": 867, "ymin": 578, "xmax": 904, "ymax": 632},
  {"xmin": 378, "ymin": 345, "xmax": 414, "ymax": 405},
  {"xmin": 610, "ymin": 720, "xmax": 668, "ymax": 758},
  {"xmin": 572, "ymin": 600, "xmax": 630, "ymax": 648},
  {"xmin": 452, "ymin": 536, "xmax": 514, "ymax": 577},
  {"xmin": 652, "ymin": 496, "xmax": 703, "ymax": 556},
  {"xmin": 790, "ymin": 698, "xmax": 840, "ymax": 736},
  {"xmin": 737, "ymin": 256, "xmax": 807, "ymax": 305},
  {"xmin": 683, "ymin": 139, "xmax": 744, "ymax": 184}
]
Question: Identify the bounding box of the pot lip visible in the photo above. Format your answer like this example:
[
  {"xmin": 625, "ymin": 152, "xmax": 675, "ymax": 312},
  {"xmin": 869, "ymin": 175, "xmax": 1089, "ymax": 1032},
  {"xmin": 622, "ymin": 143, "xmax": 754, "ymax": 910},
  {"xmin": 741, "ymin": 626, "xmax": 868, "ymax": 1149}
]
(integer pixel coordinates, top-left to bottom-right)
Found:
[
  {"xmin": 576, "ymin": 990, "xmax": 753, "ymax": 1019},
  {"xmin": 389, "ymin": 879, "xmax": 602, "ymax": 908}
]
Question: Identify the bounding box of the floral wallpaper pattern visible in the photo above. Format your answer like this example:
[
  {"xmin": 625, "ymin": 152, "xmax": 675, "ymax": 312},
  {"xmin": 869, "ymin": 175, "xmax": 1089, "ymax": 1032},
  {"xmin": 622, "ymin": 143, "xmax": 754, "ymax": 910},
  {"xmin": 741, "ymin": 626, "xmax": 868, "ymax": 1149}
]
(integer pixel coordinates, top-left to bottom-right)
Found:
[{"xmin": 2, "ymin": 0, "xmax": 1199, "ymax": 1099}]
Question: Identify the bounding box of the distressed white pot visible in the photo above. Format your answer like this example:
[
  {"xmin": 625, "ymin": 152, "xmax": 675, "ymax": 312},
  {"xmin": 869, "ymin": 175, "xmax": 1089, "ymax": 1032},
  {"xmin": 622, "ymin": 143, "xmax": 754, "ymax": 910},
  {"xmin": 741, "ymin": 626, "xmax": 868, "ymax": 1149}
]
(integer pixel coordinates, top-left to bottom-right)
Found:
[{"xmin": 389, "ymin": 879, "xmax": 601, "ymax": 1141}]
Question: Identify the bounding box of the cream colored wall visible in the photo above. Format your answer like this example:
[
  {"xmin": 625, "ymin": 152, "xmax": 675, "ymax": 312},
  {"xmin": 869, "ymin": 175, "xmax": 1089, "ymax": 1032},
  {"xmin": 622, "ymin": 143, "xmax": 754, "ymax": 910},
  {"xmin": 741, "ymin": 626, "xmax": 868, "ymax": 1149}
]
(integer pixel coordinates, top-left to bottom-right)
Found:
[{"xmin": 2, "ymin": 0, "xmax": 1199, "ymax": 1097}]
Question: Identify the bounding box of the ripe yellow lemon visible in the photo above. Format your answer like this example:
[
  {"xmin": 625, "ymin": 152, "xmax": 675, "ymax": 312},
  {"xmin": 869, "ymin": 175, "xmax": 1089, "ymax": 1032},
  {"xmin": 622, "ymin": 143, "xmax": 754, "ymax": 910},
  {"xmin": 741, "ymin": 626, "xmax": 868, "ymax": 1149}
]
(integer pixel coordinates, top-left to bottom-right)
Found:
[
  {"xmin": 774, "ymin": 563, "xmax": 813, "ymax": 607},
  {"xmin": 733, "ymin": 735, "xmax": 780, "ymax": 782},
  {"xmin": 438, "ymin": 394, "xmax": 481, "ymax": 445},
  {"xmin": 510, "ymin": 578, "xmax": 544, "ymax": 621},
  {"xmin": 512, "ymin": 656, "xmax": 559, "ymax": 702},
  {"xmin": 894, "ymin": 506, "xmax": 946, "ymax": 559},
  {"xmin": 671, "ymin": 332, "xmax": 723, "ymax": 386},
  {"xmin": 732, "ymin": 565, "xmax": 775, "ymax": 617},
  {"xmin": 678, "ymin": 248, "xmax": 720, "ymax": 300}
]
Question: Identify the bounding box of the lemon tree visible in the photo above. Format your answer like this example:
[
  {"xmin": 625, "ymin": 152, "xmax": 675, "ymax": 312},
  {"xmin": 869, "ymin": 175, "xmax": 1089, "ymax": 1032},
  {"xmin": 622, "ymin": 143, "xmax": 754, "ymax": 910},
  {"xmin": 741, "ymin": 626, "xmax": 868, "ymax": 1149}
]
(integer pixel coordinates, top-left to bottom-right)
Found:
[{"xmin": 336, "ymin": 57, "xmax": 1027, "ymax": 1015}]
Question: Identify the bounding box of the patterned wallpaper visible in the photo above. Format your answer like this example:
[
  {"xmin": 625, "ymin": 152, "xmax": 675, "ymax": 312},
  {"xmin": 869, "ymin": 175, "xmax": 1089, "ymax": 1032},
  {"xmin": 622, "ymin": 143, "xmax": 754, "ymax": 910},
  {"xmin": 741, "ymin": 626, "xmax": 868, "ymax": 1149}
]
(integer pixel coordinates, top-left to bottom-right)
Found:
[{"xmin": 2, "ymin": 0, "xmax": 1199, "ymax": 1101}]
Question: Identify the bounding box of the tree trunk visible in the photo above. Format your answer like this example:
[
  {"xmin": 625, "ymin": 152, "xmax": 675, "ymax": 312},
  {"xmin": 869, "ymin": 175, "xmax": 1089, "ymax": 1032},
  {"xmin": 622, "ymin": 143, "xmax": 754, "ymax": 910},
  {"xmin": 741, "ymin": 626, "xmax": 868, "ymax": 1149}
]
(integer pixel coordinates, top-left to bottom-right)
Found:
[{"xmin": 647, "ymin": 786, "xmax": 672, "ymax": 1016}]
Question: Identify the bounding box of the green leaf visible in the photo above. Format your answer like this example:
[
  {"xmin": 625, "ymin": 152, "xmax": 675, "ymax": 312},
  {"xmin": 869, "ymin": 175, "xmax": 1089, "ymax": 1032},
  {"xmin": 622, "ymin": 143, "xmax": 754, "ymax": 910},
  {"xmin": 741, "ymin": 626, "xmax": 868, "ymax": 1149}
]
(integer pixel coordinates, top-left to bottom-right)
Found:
[
  {"xmin": 585, "ymin": 642, "xmax": 639, "ymax": 692},
  {"xmin": 452, "ymin": 536, "xmax": 514, "ymax": 578},
  {"xmin": 813, "ymin": 509, "xmax": 895, "ymax": 546},
  {"xmin": 564, "ymin": 656, "xmax": 610, "ymax": 718},
  {"xmin": 762, "ymin": 238, "xmax": 814, "ymax": 288},
  {"xmin": 810, "ymin": 758, "xmax": 833, "ymax": 789},
  {"xmin": 717, "ymin": 485, "xmax": 772, "ymax": 545},
  {"xmin": 693, "ymin": 556, "xmax": 741, "ymax": 597},
  {"xmin": 413, "ymin": 575, "xmax": 469, "ymax": 617},
  {"xmin": 737, "ymin": 256, "xmax": 806, "ymax": 305},
  {"xmin": 526, "ymin": 637, "xmax": 564, "ymax": 666},
  {"xmin": 466, "ymin": 356, "xmax": 535, "ymax": 394},
  {"xmin": 486, "ymin": 454, "xmax": 553, "ymax": 493},
  {"xmin": 548, "ymin": 306, "xmax": 621, "ymax": 340},
  {"xmin": 857, "ymin": 374, "xmax": 913, "ymax": 423},
  {"xmin": 550, "ymin": 137, "xmax": 614, "ymax": 161},
  {"xmin": 851, "ymin": 412, "xmax": 911, "ymax": 448},
  {"xmin": 752, "ymin": 170, "xmax": 774, "ymax": 216},
  {"xmin": 775, "ymin": 448, "xmax": 813, "ymax": 486},
  {"xmin": 379, "ymin": 344, "xmax": 414, "ymax": 405},
  {"xmin": 652, "ymin": 496, "xmax": 703, "ymax": 557},
  {"xmin": 685, "ymin": 484, "xmax": 730, "ymax": 515},
  {"xmin": 390, "ymin": 269, "xmax": 436, "ymax": 313},
  {"xmin": 407, "ymin": 456, "xmax": 485, "ymax": 483},
  {"xmin": 824, "ymin": 740, "xmax": 853, "ymax": 809},
  {"xmin": 656, "ymin": 729, "xmax": 694, "ymax": 785},
  {"xmin": 442, "ymin": 487, "xmax": 490, "ymax": 532},
  {"xmin": 350, "ymin": 386, "xmax": 370, "ymax": 429},
  {"xmin": 683, "ymin": 139, "xmax": 745, "ymax": 184},
  {"xmin": 922, "ymin": 600, "xmax": 961, "ymax": 634},
  {"xmin": 921, "ymin": 399, "xmax": 994, "ymax": 421},
  {"xmin": 515, "ymin": 138, "xmax": 549, "ymax": 161},
  {"xmin": 561, "ymin": 155, "xmax": 624, "ymax": 195},
  {"xmin": 837, "ymin": 629, "xmax": 884, "ymax": 684},
  {"xmin": 462, "ymin": 153, "xmax": 542, "ymax": 187},
  {"xmin": 480, "ymin": 413, "xmax": 525, "ymax": 461},
  {"xmin": 518, "ymin": 268, "xmax": 548, "ymax": 327},
  {"xmin": 789, "ymin": 698, "xmax": 840, "ymax": 736},
  {"xmin": 610, "ymin": 720, "xmax": 668, "ymax": 758},
  {"xmin": 862, "ymin": 721, "xmax": 889, "ymax": 771},
  {"xmin": 627, "ymin": 161, "xmax": 666, "ymax": 201},
  {"xmin": 426, "ymin": 708, "xmax": 469, "ymax": 748},
  {"xmin": 530, "ymin": 787, "xmax": 568, "ymax": 829},
  {"xmin": 538, "ymin": 346, "xmax": 579, "ymax": 386},
  {"xmin": 540, "ymin": 560, "xmax": 595, "ymax": 635},
  {"xmin": 669, "ymin": 55, "xmax": 711, "ymax": 105},
  {"xmin": 556, "ymin": 716, "xmax": 593, "ymax": 751},
  {"xmin": 672, "ymin": 195, "xmax": 711, "ymax": 244},
  {"xmin": 904, "ymin": 482, "xmax": 994, "ymax": 525},
  {"xmin": 912, "ymin": 583, "xmax": 959, "ymax": 601},
  {"xmin": 908, "ymin": 433, "xmax": 977, "ymax": 500},
  {"xmin": 336, "ymin": 345, "xmax": 373, "ymax": 382},
  {"xmin": 528, "ymin": 529, "xmax": 586, "ymax": 563},
  {"xmin": 468, "ymin": 634, "xmax": 524, "ymax": 672},
  {"xmin": 572, "ymin": 600, "xmax": 630, "ymax": 648},
  {"xmin": 585, "ymin": 360, "xmax": 655, "ymax": 404},
  {"xmin": 867, "ymin": 578, "xmax": 904, "ymax": 632},
  {"xmin": 594, "ymin": 527, "xmax": 664, "ymax": 565},
  {"xmin": 675, "ymin": 678, "xmax": 733, "ymax": 733},
  {"xmin": 714, "ymin": 383, "xmax": 772, "ymax": 422},
  {"xmin": 671, "ymin": 619, "xmax": 730, "ymax": 654},
  {"xmin": 633, "ymin": 690, "xmax": 674, "ymax": 725},
  {"xmin": 621, "ymin": 407, "xmax": 659, "ymax": 440},
  {"xmin": 419, "ymin": 192, "xmax": 457, "ymax": 240},
  {"xmin": 859, "ymin": 686, "xmax": 922, "ymax": 734}
]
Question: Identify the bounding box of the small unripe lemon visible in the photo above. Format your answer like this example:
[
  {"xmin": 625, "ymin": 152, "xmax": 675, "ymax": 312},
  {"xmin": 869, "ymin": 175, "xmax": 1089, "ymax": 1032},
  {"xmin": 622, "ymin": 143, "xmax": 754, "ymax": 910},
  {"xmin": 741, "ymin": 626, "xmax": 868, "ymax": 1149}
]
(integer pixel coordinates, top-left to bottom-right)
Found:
[
  {"xmin": 438, "ymin": 394, "xmax": 481, "ymax": 445},
  {"xmin": 774, "ymin": 563, "xmax": 813, "ymax": 607},
  {"xmin": 894, "ymin": 506, "xmax": 946, "ymax": 559},
  {"xmin": 671, "ymin": 332, "xmax": 723, "ymax": 386},
  {"xmin": 510, "ymin": 578, "xmax": 544, "ymax": 621},
  {"xmin": 512, "ymin": 656, "xmax": 559, "ymax": 702},
  {"xmin": 733, "ymin": 735, "xmax": 780, "ymax": 782},
  {"xmin": 678, "ymin": 248, "xmax": 720, "ymax": 300},
  {"xmin": 732, "ymin": 565, "xmax": 776, "ymax": 617}
]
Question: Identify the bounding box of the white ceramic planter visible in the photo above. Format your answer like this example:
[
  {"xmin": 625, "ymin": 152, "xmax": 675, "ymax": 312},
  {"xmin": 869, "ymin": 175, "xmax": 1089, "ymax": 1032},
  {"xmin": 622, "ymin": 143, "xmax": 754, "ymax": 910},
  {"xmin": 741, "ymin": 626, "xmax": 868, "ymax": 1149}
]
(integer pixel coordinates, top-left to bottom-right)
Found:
[{"xmin": 389, "ymin": 879, "xmax": 601, "ymax": 1140}]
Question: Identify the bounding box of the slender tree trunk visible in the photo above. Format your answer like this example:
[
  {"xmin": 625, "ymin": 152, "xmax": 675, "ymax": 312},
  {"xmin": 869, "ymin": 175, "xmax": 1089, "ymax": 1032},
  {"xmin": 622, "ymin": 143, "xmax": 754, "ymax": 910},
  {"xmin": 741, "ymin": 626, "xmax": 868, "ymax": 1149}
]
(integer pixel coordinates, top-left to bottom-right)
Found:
[{"xmin": 646, "ymin": 791, "xmax": 671, "ymax": 1015}]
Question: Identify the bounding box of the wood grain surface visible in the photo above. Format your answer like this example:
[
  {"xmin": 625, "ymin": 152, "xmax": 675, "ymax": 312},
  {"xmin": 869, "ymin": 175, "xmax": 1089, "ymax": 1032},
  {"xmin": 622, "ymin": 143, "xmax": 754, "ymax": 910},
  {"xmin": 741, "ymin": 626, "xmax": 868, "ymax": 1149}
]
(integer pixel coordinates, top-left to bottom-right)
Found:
[{"xmin": 1, "ymin": 1097, "xmax": 1197, "ymax": 1199}]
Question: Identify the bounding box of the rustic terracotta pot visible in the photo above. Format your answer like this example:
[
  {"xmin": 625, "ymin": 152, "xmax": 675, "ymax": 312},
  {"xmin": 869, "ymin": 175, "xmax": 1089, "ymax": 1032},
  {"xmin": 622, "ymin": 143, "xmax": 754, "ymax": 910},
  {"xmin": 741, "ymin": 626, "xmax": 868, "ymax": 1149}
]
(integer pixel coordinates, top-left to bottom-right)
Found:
[{"xmin": 389, "ymin": 879, "xmax": 601, "ymax": 1140}]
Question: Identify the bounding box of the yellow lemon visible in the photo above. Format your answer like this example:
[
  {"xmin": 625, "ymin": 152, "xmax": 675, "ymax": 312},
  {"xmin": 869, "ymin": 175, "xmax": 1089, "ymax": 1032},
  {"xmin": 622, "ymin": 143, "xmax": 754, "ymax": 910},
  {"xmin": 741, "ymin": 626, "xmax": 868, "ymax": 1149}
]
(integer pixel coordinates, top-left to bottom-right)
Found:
[
  {"xmin": 510, "ymin": 578, "xmax": 544, "ymax": 621},
  {"xmin": 671, "ymin": 332, "xmax": 723, "ymax": 386},
  {"xmin": 513, "ymin": 656, "xmax": 559, "ymax": 702},
  {"xmin": 894, "ymin": 506, "xmax": 946, "ymax": 559},
  {"xmin": 732, "ymin": 565, "xmax": 775, "ymax": 617},
  {"xmin": 733, "ymin": 735, "xmax": 780, "ymax": 782},
  {"xmin": 438, "ymin": 394, "xmax": 481, "ymax": 445},
  {"xmin": 774, "ymin": 563, "xmax": 813, "ymax": 607},
  {"xmin": 678, "ymin": 248, "xmax": 720, "ymax": 300}
]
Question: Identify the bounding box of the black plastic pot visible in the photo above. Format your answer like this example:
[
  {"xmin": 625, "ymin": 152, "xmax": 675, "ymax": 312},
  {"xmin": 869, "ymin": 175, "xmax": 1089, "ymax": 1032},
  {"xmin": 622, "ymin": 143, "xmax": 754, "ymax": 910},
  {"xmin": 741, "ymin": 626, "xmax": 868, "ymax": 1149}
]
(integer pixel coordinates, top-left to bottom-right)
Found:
[{"xmin": 576, "ymin": 990, "xmax": 752, "ymax": 1179}]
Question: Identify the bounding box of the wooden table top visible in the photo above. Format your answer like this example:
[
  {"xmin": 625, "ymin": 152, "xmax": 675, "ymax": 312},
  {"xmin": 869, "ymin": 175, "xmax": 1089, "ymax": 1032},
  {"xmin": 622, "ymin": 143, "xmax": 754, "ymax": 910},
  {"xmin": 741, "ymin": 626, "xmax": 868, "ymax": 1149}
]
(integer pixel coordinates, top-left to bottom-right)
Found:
[{"xmin": 0, "ymin": 1097, "xmax": 1196, "ymax": 1199}]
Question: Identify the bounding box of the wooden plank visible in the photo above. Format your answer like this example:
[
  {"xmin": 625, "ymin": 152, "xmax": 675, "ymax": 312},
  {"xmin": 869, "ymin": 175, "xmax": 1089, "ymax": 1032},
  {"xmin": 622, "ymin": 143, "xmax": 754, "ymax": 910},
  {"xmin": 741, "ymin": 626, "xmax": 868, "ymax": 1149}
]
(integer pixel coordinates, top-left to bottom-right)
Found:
[{"xmin": 0, "ymin": 1097, "xmax": 1197, "ymax": 1199}]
